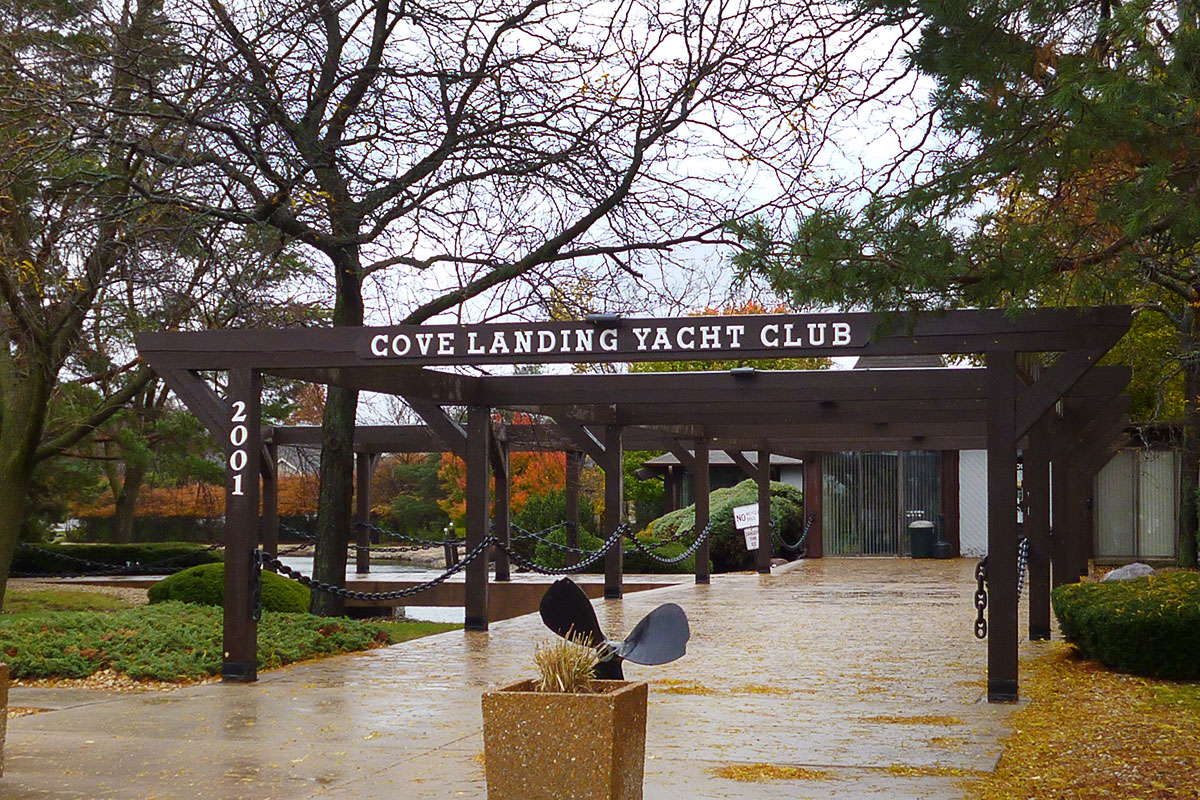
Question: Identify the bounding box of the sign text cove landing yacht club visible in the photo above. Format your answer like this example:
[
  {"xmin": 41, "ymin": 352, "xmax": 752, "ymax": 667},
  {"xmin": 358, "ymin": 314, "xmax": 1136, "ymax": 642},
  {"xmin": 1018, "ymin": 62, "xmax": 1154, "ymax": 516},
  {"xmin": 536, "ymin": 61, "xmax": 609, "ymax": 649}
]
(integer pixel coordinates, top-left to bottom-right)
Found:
[{"xmin": 361, "ymin": 314, "xmax": 870, "ymax": 365}]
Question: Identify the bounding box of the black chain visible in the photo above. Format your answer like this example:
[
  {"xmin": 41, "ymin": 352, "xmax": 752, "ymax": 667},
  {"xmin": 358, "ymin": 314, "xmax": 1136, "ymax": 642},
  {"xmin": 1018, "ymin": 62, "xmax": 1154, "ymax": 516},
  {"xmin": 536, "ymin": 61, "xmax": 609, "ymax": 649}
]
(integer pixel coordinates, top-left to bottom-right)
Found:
[
  {"xmin": 492, "ymin": 524, "xmax": 631, "ymax": 575},
  {"xmin": 974, "ymin": 556, "xmax": 989, "ymax": 639},
  {"xmin": 13, "ymin": 541, "xmax": 224, "ymax": 578},
  {"xmin": 251, "ymin": 551, "xmax": 264, "ymax": 622},
  {"xmin": 623, "ymin": 523, "xmax": 712, "ymax": 564},
  {"xmin": 774, "ymin": 513, "xmax": 816, "ymax": 554},
  {"xmin": 1015, "ymin": 537, "xmax": 1030, "ymax": 601},
  {"xmin": 353, "ymin": 521, "xmax": 466, "ymax": 548},
  {"xmin": 509, "ymin": 521, "xmax": 573, "ymax": 542},
  {"xmin": 284, "ymin": 522, "xmax": 449, "ymax": 554},
  {"xmin": 258, "ymin": 535, "xmax": 495, "ymax": 601}
]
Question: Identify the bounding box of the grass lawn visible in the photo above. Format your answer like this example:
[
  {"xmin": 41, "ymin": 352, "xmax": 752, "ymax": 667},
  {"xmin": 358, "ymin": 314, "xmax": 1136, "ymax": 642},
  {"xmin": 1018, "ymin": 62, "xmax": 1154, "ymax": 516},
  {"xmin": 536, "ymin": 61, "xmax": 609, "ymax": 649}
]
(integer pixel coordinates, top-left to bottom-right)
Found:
[
  {"xmin": 0, "ymin": 589, "xmax": 460, "ymax": 682},
  {"xmin": 966, "ymin": 642, "xmax": 1200, "ymax": 800}
]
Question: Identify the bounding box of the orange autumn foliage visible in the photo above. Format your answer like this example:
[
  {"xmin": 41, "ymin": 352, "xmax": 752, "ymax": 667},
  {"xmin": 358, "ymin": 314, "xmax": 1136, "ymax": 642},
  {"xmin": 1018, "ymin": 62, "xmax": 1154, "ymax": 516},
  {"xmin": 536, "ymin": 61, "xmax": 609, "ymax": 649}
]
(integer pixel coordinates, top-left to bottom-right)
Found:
[
  {"xmin": 71, "ymin": 474, "xmax": 323, "ymax": 519},
  {"xmin": 437, "ymin": 449, "xmax": 567, "ymax": 526}
]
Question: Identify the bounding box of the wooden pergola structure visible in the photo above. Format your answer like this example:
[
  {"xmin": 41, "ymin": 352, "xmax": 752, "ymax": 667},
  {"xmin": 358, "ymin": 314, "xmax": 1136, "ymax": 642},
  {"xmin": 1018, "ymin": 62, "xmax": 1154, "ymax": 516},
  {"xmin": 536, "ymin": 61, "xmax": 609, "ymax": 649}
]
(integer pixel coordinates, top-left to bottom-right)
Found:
[{"xmin": 137, "ymin": 307, "xmax": 1131, "ymax": 702}]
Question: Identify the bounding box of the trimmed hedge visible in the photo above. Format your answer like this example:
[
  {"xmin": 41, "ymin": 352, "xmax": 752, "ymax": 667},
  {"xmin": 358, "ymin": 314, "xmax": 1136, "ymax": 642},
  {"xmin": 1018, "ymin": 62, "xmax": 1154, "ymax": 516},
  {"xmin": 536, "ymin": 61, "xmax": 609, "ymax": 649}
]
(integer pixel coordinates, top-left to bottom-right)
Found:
[
  {"xmin": 649, "ymin": 479, "xmax": 804, "ymax": 571},
  {"xmin": 1051, "ymin": 571, "xmax": 1200, "ymax": 679},
  {"xmin": 12, "ymin": 542, "xmax": 223, "ymax": 574},
  {"xmin": 149, "ymin": 563, "xmax": 310, "ymax": 613}
]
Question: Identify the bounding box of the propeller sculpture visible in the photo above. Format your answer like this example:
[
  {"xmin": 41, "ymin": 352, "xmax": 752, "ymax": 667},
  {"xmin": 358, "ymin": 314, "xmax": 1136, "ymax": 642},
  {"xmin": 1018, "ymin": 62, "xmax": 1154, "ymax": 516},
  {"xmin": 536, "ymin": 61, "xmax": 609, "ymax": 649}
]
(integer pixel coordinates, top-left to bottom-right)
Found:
[{"xmin": 538, "ymin": 577, "xmax": 691, "ymax": 679}]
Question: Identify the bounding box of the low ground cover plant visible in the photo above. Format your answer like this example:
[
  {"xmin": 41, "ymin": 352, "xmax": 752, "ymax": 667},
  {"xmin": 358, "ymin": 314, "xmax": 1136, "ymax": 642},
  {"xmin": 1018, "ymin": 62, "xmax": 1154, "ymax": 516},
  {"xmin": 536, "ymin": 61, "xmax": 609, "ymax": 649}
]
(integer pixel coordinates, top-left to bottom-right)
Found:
[
  {"xmin": 0, "ymin": 601, "xmax": 459, "ymax": 681},
  {"xmin": 1051, "ymin": 571, "xmax": 1200, "ymax": 679},
  {"xmin": 2, "ymin": 588, "xmax": 134, "ymax": 614},
  {"xmin": 148, "ymin": 563, "xmax": 309, "ymax": 612}
]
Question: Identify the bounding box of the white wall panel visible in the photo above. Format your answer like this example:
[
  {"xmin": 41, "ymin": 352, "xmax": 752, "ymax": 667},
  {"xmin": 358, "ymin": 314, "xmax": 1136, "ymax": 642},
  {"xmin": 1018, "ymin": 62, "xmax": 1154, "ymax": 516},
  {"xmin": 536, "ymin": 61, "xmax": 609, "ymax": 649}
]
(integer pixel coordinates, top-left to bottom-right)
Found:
[{"xmin": 959, "ymin": 450, "xmax": 988, "ymax": 557}]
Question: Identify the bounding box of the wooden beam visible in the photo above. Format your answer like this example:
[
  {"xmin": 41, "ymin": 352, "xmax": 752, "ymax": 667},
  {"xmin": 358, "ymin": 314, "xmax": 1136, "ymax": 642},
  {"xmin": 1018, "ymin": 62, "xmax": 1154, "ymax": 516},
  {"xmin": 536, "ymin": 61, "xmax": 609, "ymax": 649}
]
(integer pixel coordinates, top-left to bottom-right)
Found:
[
  {"xmin": 550, "ymin": 416, "xmax": 607, "ymax": 464},
  {"xmin": 986, "ymin": 350, "xmax": 1019, "ymax": 703},
  {"xmin": 724, "ymin": 449, "xmax": 761, "ymax": 481},
  {"xmin": 407, "ymin": 400, "xmax": 467, "ymax": 458},
  {"xmin": 757, "ymin": 448, "xmax": 771, "ymax": 574},
  {"xmin": 222, "ymin": 369, "xmax": 260, "ymax": 683},
  {"xmin": 603, "ymin": 425, "xmax": 624, "ymax": 599},
  {"xmin": 693, "ymin": 440, "xmax": 710, "ymax": 584},
  {"xmin": 464, "ymin": 406, "xmax": 491, "ymax": 630}
]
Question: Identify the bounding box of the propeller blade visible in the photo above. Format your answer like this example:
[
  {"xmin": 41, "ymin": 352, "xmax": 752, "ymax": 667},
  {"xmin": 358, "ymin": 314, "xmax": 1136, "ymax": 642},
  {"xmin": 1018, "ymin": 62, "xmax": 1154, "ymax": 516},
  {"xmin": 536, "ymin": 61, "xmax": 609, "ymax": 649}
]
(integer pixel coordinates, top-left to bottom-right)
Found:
[
  {"xmin": 539, "ymin": 578, "xmax": 605, "ymax": 647},
  {"xmin": 614, "ymin": 603, "xmax": 690, "ymax": 666}
]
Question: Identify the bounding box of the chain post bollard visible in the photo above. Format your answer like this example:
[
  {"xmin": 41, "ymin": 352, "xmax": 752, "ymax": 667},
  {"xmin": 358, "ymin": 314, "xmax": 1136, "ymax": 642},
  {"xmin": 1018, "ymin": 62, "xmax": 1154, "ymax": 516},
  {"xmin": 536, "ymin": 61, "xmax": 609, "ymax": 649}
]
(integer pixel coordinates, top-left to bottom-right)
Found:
[{"xmin": 251, "ymin": 551, "xmax": 264, "ymax": 622}]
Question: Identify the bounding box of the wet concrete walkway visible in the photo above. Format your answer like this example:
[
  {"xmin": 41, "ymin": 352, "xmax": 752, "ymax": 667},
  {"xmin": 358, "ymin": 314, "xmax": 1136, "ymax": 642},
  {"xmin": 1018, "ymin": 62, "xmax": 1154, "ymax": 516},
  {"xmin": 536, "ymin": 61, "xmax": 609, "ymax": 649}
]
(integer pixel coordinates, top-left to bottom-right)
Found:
[{"xmin": 3, "ymin": 559, "xmax": 1029, "ymax": 799}]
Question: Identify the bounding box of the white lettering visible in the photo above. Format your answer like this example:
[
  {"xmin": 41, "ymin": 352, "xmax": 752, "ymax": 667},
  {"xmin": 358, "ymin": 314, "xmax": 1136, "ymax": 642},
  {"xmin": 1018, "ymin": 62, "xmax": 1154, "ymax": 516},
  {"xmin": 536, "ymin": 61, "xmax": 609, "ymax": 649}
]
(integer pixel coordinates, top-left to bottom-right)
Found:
[
  {"xmin": 632, "ymin": 327, "xmax": 652, "ymax": 350},
  {"xmin": 574, "ymin": 329, "xmax": 594, "ymax": 352},
  {"xmin": 700, "ymin": 326, "xmax": 721, "ymax": 349},
  {"xmin": 437, "ymin": 332, "xmax": 455, "ymax": 355},
  {"xmin": 467, "ymin": 332, "xmax": 485, "ymax": 355},
  {"xmin": 726, "ymin": 325, "xmax": 746, "ymax": 348},
  {"xmin": 560, "ymin": 330, "xmax": 572, "ymax": 352},
  {"xmin": 760, "ymin": 324, "xmax": 779, "ymax": 347},
  {"xmin": 832, "ymin": 322, "xmax": 852, "ymax": 346},
  {"xmin": 370, "ymin": 334, "xmax": 388, "ymax": 356},
  {"xmin": 807, "ymin": 323, "xmax": 827, "ymax": 346},
  {"xmin": 676, "ymin": 326, "xmax": 696, "ymax": 350},
  {"xmin": 537, "ymin": 331, "xmax": 556, "ymax": 353},
  {"xmin": 651, "ymin": 327, "xmax": 671, "ymax": 350},
  {"xmin": 391, "ymin": 334, "xmax": 412, "ymax": 356},
  {"xmin": 491, "ymin": 332, "xmax": 511, "ymax": 354},
  {"xmin": 783, "ymin": 324, "xmax": 804, "ymax": 347},
  {"xmin": 599, "ymin": 329, "xmax": 618, "ymax": 351},
  {"xmin": 415, "ymin": 332, "xmax": 435, "ymax": 355},
  {"xmin": 230, "ymin": 401, "xmax": 247, "ymax": 423},
  {"xmin": 513, "ymin": 331, "xmax": 533, "ymax": 353},
  {"xmin": 229, "ymin": 450, "xmax": 247, "ymax": 471},
  {"xmin": 230, "ymin": 425, "xmax": 248, "ymax": 447}
]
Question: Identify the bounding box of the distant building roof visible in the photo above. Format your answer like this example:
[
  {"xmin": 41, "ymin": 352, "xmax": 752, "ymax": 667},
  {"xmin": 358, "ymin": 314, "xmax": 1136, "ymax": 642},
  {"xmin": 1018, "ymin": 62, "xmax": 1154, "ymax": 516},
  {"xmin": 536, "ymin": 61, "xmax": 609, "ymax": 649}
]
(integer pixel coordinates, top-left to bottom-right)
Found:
[
  {"xmin": 641, "ymin": 451, "xmax": 802, "ymax": 469},
  {"xmin": 852, "ymin": 354, "xmax": 947, "ymax": 370}
]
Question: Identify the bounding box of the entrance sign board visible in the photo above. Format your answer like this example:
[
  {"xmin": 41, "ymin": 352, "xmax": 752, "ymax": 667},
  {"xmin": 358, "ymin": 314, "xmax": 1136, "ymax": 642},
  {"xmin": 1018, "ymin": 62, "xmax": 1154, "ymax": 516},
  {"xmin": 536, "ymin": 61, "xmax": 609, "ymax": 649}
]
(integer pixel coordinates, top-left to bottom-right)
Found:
[{"xmin": 359, "ymin": 314, "xmax": 869, "ymax": 366}]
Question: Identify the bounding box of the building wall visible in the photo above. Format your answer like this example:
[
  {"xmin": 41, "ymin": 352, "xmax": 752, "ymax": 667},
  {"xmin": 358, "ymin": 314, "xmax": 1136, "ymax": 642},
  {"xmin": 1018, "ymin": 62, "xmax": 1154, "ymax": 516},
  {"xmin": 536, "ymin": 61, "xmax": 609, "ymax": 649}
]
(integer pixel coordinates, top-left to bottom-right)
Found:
[
  {"xmin": 778, "ymin": 465, "xmax": 804, "ymax": 491},
  {"xmin": 1095, "ymin": 448, "xmax": 1179, "ymax": 560},
  {"xmin": 959, "ymin": 449, "xmax": 989, "ymax": 557}
]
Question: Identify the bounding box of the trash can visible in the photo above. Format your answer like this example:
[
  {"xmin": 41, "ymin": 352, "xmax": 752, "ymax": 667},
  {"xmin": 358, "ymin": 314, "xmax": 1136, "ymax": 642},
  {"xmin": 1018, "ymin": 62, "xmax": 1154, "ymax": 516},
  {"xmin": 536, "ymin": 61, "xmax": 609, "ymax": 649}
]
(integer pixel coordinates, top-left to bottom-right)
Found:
[{"xmin": 908, "ymin": 520, "xmax": 936, "ymax": 558}]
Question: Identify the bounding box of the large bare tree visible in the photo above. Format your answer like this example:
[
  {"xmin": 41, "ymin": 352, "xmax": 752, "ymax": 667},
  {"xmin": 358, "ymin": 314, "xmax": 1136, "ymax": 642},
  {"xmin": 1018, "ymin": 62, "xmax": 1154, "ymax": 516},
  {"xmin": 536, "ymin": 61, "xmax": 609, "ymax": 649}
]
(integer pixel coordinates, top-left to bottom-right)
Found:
[{"xmin": 104, "ymin": 0, "xmax": 872, "ymax": 612}]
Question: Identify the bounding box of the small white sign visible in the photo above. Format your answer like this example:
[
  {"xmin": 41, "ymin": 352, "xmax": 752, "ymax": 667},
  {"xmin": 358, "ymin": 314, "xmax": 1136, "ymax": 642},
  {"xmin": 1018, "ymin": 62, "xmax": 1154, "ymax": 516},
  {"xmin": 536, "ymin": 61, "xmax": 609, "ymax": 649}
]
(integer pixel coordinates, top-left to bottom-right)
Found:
[
  {"xmin": 732, "ymin": 503, "xmax": 759, "ymax": 530},
  {"xmin": 743, "ymin": 526, "xmax": 759, "ymax": 550}
]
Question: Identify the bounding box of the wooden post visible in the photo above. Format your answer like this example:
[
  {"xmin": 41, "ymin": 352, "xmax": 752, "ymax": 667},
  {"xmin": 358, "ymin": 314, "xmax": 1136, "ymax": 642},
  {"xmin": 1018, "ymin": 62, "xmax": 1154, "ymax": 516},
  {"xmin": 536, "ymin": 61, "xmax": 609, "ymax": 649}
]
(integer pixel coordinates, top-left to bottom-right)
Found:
[
  {"xmin": 223, "ymin": 369, "xmax": 261, "ymax": 683},
  {"xmin": 694, "ymin": 439, "xmax": 710, "ymax": 584},
  {"xmin": 355, "ymin": 452, "xmax": 373, "ymax": 574},
  {"xmin": 465, "ymin": 406, "xmax": 492, "ymax": 631},
  {"xmin": 803, "ymin": 452, "xmax": 823, "ymax": 558},
  {"xmin": 986, "ymin": 351, "xmax": 1019, "ymax": 702},
  {"xmin": 757, "ymin": 448, "xmax": 771, "ymax": 574},
  {"xmin": 260, "ymin": 443, "xmax": 278, "ymax": 557},
  {"xmin": 940, "ymin": 450, "xmax": 960, "ymax": 556},
  {"xmin": 492, "ymin": 437, "xmax": 511, "ymax": 582},
  {"xmin": 565, "ymin": 451, "xmax": 582, "ymax": 567},
  {"xmin": 1024, "ymin": 427, "xmax": 1052, "ymax": 641},
  {"xmin": 603, "ymin": 426, "xmax": 624, "ymax": 599},
  {"xmin": 1051, "ymin": 456, "xmax": 1073, "ymax": 587}
]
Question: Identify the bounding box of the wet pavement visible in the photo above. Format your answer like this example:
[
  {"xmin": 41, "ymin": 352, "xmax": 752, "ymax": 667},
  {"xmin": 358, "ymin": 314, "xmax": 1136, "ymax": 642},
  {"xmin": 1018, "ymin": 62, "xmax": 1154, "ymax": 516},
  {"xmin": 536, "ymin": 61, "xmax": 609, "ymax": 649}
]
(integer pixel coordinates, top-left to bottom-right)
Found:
[{"xmin": 2, "ymin": 558, "xmax": 1035, "ymax": 799}]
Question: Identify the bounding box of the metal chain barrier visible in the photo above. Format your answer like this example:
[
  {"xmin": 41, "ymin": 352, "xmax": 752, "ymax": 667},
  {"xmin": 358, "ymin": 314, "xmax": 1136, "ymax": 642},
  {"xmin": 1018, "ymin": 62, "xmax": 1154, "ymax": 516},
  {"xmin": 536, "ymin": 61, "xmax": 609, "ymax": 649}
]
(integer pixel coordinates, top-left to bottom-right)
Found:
[
  {"xmin": 974, "ymin": 556, "xmax": 989, "ymax": 639},
  {"xmin": 493, "ymin": 524, "xmax": 631, "ymax": 575},
  {"xmin": 13, "ymin": 540, "xmax": 224, "ymax": 578},
  {"xmin": 509, "ymin": 521, "xmax": 574, "ymax": 542},
  {"xmin": 622, "ymin": 522, "xmax": 712, "ymax": 564},
  {"xmin": 353, "ymin": 520, "xmax": 466, "ymax": 548},
  {"xmin": 258, "ymin": 535, "xmax": 495, "ymax": 601},
  {"xmin": 284, "ymin": 522, "xmax": 446, "ymax": 554},
  {"xmin": 773, "ymin": 513, "xmax": 816, "ymax": 554},
  {"xmin": 1015, "ymin": 537, "xmax": 1030, "ymax": 601}
]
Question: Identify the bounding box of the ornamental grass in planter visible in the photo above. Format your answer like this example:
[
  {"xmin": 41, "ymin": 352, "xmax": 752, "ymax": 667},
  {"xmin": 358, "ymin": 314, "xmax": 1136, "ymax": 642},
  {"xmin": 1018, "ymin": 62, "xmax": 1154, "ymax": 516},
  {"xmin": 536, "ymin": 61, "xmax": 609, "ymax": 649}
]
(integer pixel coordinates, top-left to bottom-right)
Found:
[{"xmin": 481, "ymin": 636, "xmax": 649, "ymax": 800}]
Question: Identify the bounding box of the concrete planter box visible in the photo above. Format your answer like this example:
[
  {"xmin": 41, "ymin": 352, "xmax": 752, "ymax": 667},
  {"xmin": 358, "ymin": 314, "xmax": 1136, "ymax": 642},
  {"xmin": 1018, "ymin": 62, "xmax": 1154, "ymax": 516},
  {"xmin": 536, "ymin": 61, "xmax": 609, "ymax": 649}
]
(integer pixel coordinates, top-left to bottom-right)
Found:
[{"xmin": 481, "ymin": 679, "xmax": 648, "ymax": 800}]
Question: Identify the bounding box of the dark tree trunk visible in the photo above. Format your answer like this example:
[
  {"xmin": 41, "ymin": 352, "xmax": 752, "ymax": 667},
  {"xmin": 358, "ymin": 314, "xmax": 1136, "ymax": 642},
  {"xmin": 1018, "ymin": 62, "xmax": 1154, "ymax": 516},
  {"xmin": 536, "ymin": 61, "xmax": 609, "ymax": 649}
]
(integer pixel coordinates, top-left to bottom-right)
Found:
[
  {"xmin": 309, "ymin": 245, "xmax": 364, "ymax": 615},
  {"xmin": 112, "ymin": 460, "xmax": 149, "ymax": 544}
]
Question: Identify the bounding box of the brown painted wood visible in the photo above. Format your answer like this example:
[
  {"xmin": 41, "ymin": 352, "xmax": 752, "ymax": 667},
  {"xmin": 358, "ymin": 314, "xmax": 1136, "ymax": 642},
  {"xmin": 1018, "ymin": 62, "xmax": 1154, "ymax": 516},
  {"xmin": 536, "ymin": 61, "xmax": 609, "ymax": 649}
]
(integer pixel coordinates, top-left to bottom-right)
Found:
[
  {"xmin": 355, "ymin": 453, "xmax": 373, "ymax": 574},
  {"xmin": 603, "ymin": 426, "xmax": 624, "ymax": 599},
  {"xmin": 1024, "ymin": 424, "xmax": 1052, "ymax": 641},
  {"xmin": 803, "ymin": 452, "xmax": 823, "ymax": 559},
  {"xmin": 693, "ymin": 440, "xmax": 711, "ymax": 584},
  {"xmin": 757, "ymin": 449, "xmax": 771, "ymax": 574},
  {"xmin": 986, "ymin": 351, "xmax": 1019, "ymax": 702},
  {"xmin": 491, "ymin": 438, "xmax": 511, "ymax": 582},
  {"xmin": 260, "ymin": 443, "xmax": 279, "ymax": 557},
  {"xmin": 565, "ymin": 451, "xmax": 583, "ymax": 567},
  {"xmin": 464, "ymin": 406, "xmax": 491, "ymax": 630},
  {"xmin": 940, "ymin": 450, "xmax": 960, "ymax": 557},
  {"xmin": 223, "ymin": 369, "xmax": 261, "ymax": 683}
]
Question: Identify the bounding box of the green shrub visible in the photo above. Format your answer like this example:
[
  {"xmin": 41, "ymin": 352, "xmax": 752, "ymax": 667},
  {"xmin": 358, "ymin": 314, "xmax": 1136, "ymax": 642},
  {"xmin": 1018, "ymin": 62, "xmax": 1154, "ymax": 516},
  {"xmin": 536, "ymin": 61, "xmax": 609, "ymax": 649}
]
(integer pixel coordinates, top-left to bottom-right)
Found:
[
  {"xmin": 148, "ymin": 563, "xmax": 310, "ymax": 613},
  {"xmin": 1051, "ymin": 571, "xmax": 1200, "ymax": 679},
  {"xmin": 649, "ymin": 479, "xmax": 804, "ymax": 571},
  {"xmin": 0, "ymin": 602, "xmax": 460, "ymax": 681},
  {"xmin": 12, "ymin": 541, "xmax": 222, "ymax": 575}
]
